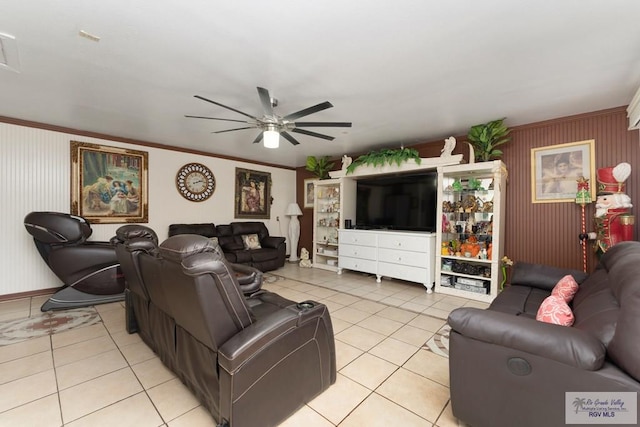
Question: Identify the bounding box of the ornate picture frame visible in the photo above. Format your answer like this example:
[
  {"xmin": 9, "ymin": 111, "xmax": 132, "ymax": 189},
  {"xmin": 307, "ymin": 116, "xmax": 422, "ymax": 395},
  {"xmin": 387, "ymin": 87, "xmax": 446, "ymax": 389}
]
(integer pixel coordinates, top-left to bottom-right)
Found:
[
  {"xmin": 71, "ymin": 141, "xmax": 149, "ymax": 223},
  {"xmin": 234, "ymin": 168, "xmax": 271, "ymax": 219},
  {"xmin": 303, "ymin": 178, "xmax": 317, "ymax": 208},
  {"xmin": 531, "ymin": 139, "xmax": 595, "ymax": 203}
]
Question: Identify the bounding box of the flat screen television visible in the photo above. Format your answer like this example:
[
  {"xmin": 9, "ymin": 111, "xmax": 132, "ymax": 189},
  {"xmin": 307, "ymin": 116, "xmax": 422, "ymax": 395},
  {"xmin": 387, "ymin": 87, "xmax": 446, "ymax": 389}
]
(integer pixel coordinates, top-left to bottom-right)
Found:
[{"xmin": 355, "ymin": 171, "xmax": 438, "ymax": 232}]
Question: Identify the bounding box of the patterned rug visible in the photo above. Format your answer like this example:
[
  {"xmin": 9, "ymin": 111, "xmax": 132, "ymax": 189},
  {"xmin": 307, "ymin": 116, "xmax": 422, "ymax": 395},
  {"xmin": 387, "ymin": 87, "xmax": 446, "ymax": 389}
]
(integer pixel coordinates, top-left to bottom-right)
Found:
[
  {"xmin": 0, "ymin": 307, "xmax": 101, "ymax": 346},
  {"xmin": 422, "ymin": 324, "xmax": 450, "ymax": 358}
]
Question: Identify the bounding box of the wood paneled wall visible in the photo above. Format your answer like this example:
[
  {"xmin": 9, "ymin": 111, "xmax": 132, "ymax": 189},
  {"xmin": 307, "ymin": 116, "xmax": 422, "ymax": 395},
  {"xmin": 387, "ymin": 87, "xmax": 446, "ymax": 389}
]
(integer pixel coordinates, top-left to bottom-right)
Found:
[{"xmin": 297, "ymin": 106, "xmax": 639, "ymax": 272}]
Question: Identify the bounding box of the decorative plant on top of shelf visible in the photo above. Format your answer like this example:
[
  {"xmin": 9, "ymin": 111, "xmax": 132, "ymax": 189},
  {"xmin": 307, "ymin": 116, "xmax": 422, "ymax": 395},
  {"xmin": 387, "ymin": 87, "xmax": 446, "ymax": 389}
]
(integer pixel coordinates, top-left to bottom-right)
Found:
[
  {"xmin": 467, "ymin": 118, "xmax": 511, "ymax": 162},
  {"xmin": 346, "ymin": 147, "xmax": 421, "ymax": 174},
  {"xmin": 305, "ymin": 156, "xmax": 335, "ymax": 179}
]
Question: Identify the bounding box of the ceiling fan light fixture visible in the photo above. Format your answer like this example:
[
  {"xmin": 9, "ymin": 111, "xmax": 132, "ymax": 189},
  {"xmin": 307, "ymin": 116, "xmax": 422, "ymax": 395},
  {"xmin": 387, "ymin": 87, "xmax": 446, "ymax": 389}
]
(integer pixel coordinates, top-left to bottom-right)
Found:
[{"xmin": 263, "ymin": 126, "xmax": 279, "ymax": 149}]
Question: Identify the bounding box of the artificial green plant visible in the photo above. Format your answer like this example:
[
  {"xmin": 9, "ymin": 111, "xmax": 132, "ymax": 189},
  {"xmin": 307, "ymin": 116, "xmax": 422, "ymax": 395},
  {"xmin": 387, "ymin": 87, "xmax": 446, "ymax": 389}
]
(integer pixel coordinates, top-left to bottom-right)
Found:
[
  {"xmin": 305, "ymin": 156, "xmax": 335, "ymax": 179},
  {"xmin": 467, "ymin": 118, "xmax": 511, "ymax": 162},
  {"xmin": 346, "ymin": 147, "xmax": 421, "ymax": 174}
]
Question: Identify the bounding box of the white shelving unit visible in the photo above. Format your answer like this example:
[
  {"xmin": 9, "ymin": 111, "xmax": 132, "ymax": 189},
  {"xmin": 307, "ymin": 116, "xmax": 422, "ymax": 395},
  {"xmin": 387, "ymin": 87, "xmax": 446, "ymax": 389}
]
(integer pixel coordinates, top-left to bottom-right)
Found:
[
  {"xmin": 435, "ymin": 160, "xmax": 506, "ymax": 302},
  {"xmin": 312, "ymin": 178, "xmax": 356, "ymax": 271}
]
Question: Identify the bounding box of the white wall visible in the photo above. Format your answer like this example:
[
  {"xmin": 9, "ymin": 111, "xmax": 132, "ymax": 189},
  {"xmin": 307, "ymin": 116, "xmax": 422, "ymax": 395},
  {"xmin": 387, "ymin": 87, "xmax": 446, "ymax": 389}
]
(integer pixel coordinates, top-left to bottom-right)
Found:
[{"xmin": 0, "ymin": 122, "xmax": 296, "ymax": 297}]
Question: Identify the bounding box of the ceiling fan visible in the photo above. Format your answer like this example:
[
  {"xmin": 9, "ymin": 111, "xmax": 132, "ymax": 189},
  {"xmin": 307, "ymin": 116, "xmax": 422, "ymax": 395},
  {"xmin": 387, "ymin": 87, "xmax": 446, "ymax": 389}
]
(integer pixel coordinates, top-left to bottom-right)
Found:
[{"xmin": 186, "ymin": 87, "xmax": 352, "ymax": 148}]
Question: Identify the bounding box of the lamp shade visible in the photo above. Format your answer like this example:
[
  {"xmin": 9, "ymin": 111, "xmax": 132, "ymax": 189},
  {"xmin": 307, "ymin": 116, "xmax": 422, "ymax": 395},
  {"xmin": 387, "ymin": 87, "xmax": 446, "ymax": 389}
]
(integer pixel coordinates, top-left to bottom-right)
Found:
[
  {"xmin": 285, "ymin": 203, "xmax": 303, "ymax": 216},
  {"xmin": 263, "ymin": 129, "xmax": 279, "ymax": 149}
]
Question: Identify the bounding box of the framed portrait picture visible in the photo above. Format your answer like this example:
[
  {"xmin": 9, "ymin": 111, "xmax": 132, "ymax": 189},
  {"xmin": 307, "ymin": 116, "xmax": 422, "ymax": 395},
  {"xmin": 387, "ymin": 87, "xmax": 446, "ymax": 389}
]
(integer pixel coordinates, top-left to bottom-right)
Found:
[
  {"xmin": 531, "ymin": 139, "xmax": 595, "ymax": 203},
  {"xmin": 304, "ymin": 178, "xmax": 317, "ymax": 208},
  {"xmin": 71, "ymin": 141, "xmax": 149, "ymax": 223},
  {"xmin": 235, "ymin": 168, "xmax": 271, "ymax": 219}
]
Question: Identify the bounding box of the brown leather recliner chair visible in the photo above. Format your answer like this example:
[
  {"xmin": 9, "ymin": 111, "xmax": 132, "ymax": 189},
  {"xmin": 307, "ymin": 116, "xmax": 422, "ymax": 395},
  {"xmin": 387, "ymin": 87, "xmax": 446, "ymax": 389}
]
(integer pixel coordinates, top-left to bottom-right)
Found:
[
  {"xmin": 131, "ymin": 234, "xmax": 336, "ymax": 426},
  {"xmin": 112, "ymin": 224, "xmax": 159, "ymax": 350},
  {"xmin": 114, "ymin": 225, "xmax": 265, "ymax": 353},
  {"xmin": 24, "ymin": 211, "xmax": 125, "ymax": 311},
  {"xmin": 448, "ymin": 241, "xmax": 640, "ymax": 427}
]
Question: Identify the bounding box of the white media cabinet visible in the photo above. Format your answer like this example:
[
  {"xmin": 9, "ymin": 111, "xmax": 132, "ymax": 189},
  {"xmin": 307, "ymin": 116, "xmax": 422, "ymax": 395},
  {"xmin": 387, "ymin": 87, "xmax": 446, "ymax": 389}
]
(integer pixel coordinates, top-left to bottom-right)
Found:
[{"xmin": 338, "ymin": 229, "xmax": 437, "ymax": 292}]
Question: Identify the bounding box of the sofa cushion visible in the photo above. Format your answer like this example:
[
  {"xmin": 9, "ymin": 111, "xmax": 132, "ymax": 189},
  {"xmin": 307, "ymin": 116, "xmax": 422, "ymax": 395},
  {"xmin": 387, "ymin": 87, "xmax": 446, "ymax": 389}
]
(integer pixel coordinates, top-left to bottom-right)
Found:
[
  {"xmin": 159, "ymin": 234, "xmax": 218, "ymax": 263},
  {"xmin": 572, "ymin": 269, "xmax": 619, "ymax": 346},
  {"xmin": 602, "ymin": 242, "xmax": 640, "ymax": 381},
  {"xmin": 242, "ymin": 233, "xmax": 262, "ymax": 250},
  {"xmin": 536, "ymin": 295, "xmax": 575, "ymax": 326},
  {"xmin": 511, "ymin": 261, "xmax": 587, "ymax": 291},
  {"xmin": 168, "ymin": 223, "xmax": 217, "ymax": 238},
  {"xmin": 551, "ymin": 275, "xmax": 579, "ymax": 302},
  {"xmin": 489, "ymin": 285, "xmax": 549, "ymax": 318},
  {"xmin": 231, "ymin": 222, "xmax": 269, "ymax": 241},
  {"xmin": 250, "ymin": 248, "xmax": 280, "ymax": 262}
]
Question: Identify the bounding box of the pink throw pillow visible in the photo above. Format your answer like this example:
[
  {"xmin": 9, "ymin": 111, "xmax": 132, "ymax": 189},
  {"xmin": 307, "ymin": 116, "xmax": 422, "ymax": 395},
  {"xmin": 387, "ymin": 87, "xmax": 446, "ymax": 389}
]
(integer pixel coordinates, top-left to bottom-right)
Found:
[
  {"xmin": 551, "ymin": 275, "xmax": 579, "ymax": 303},
  {"xmin": 536, "ymin": 295, "xmax": 575, "ymax": 326}
]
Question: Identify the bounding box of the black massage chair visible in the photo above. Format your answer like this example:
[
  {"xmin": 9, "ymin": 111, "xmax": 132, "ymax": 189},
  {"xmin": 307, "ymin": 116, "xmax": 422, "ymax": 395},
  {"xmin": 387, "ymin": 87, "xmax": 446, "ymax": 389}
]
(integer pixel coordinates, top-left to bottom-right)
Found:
[{"xmin": 24, "ymin": 211, "xmax": 125, "ymax": 311}]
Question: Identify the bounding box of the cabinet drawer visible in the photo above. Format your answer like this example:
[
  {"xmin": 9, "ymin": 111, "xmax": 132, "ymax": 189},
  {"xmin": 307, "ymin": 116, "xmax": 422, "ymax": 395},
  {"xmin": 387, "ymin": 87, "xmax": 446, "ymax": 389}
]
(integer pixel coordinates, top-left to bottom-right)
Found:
[
  {"xmin": 339, "ymin": 231, "xmax": 377, "ymax": 247},
  {"xmin": 378, "ymin": 248, "xmax": 426, "ymax": 268},
  {"xmin": 339, "ymin": 244, "xmax": 377, "ymax": 260},
  {"xmin": 339, "ymin": 256, "xmax": 377, "ymax": 274},
  {"xmin": 377, "ymin": 234, "xmax": 430, "ymax": 252},
  {"xmin": 378, "ymin": 262, "xmax": 428, "ymax": 284}
]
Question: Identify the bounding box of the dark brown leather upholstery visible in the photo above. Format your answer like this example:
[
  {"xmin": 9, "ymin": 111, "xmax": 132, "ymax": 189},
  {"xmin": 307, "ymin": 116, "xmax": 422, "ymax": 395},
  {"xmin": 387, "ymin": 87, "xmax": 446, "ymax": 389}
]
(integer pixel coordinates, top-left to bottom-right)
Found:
[
  {"xmin": 113, "ymin": 225, "xmax": 159, "ymax": 348},
  {"xmin": 448, "ymin": 241, "xmax": 640, "ymax": 427},
  {"xmin": 24, "ymin": 211, "xmax": 125, "ymax": 311},
  {"xmin": 121, "ymin": 233, "xmax": 336, "ymax": 426},
  {"xmin": 168, "ymin": 221, "xmax": 286, "ymax": 272}
]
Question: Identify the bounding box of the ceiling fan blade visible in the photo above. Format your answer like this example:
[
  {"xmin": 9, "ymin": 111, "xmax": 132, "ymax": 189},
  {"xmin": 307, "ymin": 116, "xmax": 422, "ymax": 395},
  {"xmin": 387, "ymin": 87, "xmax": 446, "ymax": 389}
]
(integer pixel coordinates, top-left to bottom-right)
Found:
[
  {"xmin": 294, "ymin": 121, "xmax": 352, "ymax": 128},
  {"xmin": 185, "ymin": 115, "xmax": 251, "ymax": 124},
  {"xmin": 291, "ymin": 128, "xmax": 335, "ymax": 141},
  {"xmin": 281, "ymin": 132, "xmax": 301, "ymax": 146},
  {"xmin": 213, "ymin": 126, "xmax": 256, "ymax": 134},
  {"xmin": 194, "ymin": 95, "xmax": 257, "ymax": 120},
  {"xmin": 257, "ymin": 87, "xmax": 274, "ymax": 116},
  {"xmin": 283, "ymin": 101, "xmax": 333, "ymax": 121},
  {"xmin": 252, "ymin": 132, "xmax": 263, "ymax": 144}
]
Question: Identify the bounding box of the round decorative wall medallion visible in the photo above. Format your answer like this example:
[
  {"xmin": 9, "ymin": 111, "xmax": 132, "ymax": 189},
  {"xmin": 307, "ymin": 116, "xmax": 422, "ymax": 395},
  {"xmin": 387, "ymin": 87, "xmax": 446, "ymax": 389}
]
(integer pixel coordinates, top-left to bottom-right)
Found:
[{"xmin": 176, "ymin": 163, "xmax": 216, "ymax": 201}]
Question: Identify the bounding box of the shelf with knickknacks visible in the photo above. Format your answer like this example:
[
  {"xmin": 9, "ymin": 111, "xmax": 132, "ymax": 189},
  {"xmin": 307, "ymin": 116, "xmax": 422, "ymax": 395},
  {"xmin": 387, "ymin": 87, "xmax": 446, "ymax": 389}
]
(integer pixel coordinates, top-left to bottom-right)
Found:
[{"xmin": 435, "ymin": 160, "xmax": 507, "ymax": 302}]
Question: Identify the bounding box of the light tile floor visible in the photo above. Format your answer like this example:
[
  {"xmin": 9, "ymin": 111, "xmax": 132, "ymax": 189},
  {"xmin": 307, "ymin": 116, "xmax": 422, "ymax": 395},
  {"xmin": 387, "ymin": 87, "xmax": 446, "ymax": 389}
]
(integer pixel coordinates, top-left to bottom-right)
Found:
[{"xmin": 0, "ymin": 263, "xmax": 484, "ymax": 426}]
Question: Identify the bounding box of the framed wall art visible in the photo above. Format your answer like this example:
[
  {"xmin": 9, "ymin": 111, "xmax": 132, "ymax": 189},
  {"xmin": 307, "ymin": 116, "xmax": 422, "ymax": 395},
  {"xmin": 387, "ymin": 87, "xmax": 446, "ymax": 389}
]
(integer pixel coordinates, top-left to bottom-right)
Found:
[
  {"xmin": 71, "ymin": 141, "xmax": 149, "ymax": 223},
  {"xmin": 304, "ymin": 178, "xmax": 317, "ymax": 208},
  {"xmin": 531, "ymin": 139, "xmax": 595, "ymax": 203},
  {"xmin": 235, "ymin": 168, "xmax": 271, "ymax": 219}
]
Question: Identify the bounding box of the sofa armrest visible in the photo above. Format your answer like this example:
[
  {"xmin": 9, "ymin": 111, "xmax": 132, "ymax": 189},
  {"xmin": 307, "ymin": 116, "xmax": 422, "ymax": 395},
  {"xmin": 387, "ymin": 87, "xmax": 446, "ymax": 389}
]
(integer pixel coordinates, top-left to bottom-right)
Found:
[
  {"xmin": 448, "ymin": 307, "xmax": 605, "ymax": 370},
  {"xmin": 261, "ymin": 236, "xmax": 285, "ymax": 249},
  {"xmin": 510, "ymin": 261, "xmax": 588, "ymax": 291},
  {"xmin": 218, "ymin": 303, "xmax": 325, "ymax": 372}
]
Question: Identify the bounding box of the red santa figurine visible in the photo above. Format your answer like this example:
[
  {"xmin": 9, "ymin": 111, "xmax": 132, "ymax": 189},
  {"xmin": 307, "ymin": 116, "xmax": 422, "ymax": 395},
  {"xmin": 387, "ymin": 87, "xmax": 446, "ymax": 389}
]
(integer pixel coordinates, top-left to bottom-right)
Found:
[{"xmin": 588, "ymin": 162, "xmax": 635, "ymax": 254}]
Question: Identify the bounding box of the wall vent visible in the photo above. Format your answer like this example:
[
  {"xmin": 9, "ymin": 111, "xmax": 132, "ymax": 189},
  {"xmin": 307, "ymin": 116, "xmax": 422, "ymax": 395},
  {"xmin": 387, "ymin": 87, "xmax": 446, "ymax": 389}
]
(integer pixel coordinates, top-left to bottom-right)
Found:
[
  {"xmin": 628, "ymin": 86, "xmax": 640, "ymax": 130},
  {"xmin": 0, "ymin": 32, "xmax": 20, "ymax": 72}
]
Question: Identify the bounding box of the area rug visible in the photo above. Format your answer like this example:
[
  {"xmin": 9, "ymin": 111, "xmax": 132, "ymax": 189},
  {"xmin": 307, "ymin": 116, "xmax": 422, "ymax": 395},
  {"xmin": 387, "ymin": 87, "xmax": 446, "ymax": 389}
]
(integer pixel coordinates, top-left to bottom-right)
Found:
[
  {"xmin": 263, "ymin": 273, "xmax": 286, "ymax": 284},
  {"xmin": 423, "ymin": 324, "xmax": 450, "ymax": 358},
  {"xmin": 0, "ymin": 307, "xmax": 101, "ymax": 346}
]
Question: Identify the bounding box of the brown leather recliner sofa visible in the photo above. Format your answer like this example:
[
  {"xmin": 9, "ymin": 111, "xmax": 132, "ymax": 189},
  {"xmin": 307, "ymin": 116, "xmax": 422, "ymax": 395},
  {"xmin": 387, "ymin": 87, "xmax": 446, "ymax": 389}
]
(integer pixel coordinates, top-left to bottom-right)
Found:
[
  {"xmin": 168, "ymin": 222, "xmax": 286, "ymax": 272},
  {"xmin": 114, "ymin": 227, "xmax": 336, "ymax": 427},
  {"xmin": 448, "ymin": 241, "xmax": 640, "ymax": 427}
]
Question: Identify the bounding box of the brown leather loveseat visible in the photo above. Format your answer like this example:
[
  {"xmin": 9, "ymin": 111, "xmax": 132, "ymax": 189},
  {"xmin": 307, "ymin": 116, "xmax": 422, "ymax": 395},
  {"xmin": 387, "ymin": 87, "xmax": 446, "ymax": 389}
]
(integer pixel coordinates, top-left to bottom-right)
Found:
[
  {"xmin": 114, "ymin": 227, "xmax": 336, "ymax": 426},
  {"xmin": 168, "ymin": 221, "xmax": 286, "ymax": 272},
  {"xmin": 448, "ymin": 241, "xmax": 640, "ymax": 427}
]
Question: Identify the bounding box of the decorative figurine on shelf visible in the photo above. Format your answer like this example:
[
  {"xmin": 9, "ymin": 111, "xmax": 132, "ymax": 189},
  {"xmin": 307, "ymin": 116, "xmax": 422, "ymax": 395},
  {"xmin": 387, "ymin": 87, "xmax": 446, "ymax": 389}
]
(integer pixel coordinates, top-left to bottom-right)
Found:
[
  {"xmin": 588, "ymin": 163, "xmax": 635, "ymax": 255},
  {"xmin": 441, "ymin": 241, "xmax": 450, "ymax": 255},
  {"xmin": 299, "ymin": 248, "xmax": 313, "ymax": 268},
  {"xmin": 452, "ymin": 179, "xmax": 463, "ymax": 192},
  {"xmin": 441, "ymin": 136, "xmax": 456, "ymax": 157},
  {"xmin": 341, "ymin": 155, "xmax": 353, "ymax": 171}
]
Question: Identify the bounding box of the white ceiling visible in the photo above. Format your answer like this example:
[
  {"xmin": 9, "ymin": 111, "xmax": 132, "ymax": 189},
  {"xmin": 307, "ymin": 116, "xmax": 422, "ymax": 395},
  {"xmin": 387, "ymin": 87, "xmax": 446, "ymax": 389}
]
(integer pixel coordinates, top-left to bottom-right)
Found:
[{"xmin": 1, "ymin": 1, "xmax": 640, "ymax": 168}]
